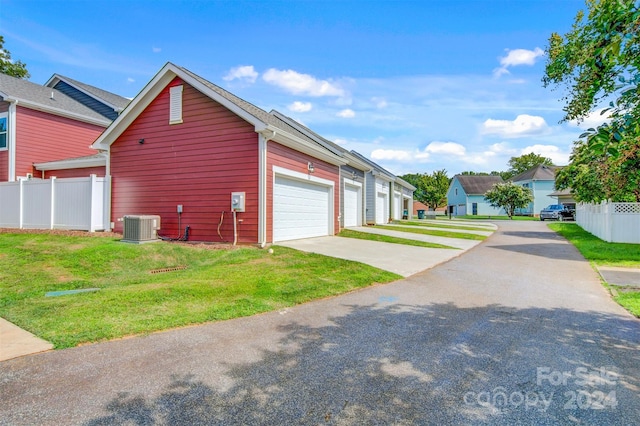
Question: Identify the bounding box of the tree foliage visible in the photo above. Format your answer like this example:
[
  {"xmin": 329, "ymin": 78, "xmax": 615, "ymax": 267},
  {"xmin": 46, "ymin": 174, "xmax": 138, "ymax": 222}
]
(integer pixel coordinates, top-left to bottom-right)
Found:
[
  {"xmin": 543, "ymin": 0, "xmax": 640, "ymax": 202},
  {"xmin": 505, "ymin": 152, "xmax": 554, "ymax": 180},
  {"xmin": 484, "ymin": 182, "xmax": 533, "ymax": 219},
  {"xmin": 400, "ymin": 169, "xmax": 450, "ymax": 210},
  {"xmin": 0, "ymin": 35, "xmax": 29, "ymax": 79}
]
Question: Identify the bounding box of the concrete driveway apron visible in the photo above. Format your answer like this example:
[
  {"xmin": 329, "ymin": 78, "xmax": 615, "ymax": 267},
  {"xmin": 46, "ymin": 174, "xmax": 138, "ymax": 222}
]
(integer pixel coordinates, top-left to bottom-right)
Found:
[{"xmin": 1, "ymin": 221, "xmax": 638, "ymax": 425}]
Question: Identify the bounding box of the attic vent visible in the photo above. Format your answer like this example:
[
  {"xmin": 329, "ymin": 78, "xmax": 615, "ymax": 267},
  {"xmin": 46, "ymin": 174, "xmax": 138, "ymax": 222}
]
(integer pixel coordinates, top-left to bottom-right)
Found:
[
  {"xmin": 122, "ymin": 215, "xmax": 161, "ymax": 243},
  {"xmin": 169, "ymin": 85, "xmax": 183, "ymax": 125}
]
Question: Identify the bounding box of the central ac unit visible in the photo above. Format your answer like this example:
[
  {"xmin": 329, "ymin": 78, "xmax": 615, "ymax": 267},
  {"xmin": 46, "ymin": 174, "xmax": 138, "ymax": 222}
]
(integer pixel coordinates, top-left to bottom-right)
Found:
[{"xmin": 122, "ymin": 215, "xmax": 161, "ymax": 243}]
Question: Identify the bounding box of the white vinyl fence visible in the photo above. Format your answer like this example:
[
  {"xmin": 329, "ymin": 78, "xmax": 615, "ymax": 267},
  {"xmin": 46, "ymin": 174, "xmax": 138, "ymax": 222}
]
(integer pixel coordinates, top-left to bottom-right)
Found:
[
  {"xmin": 0, "ymin": 175, "xmax": 109, "ymax": 232},
  {"xmin": 576, "ymin": 201, "xmax": 640, "ymax": 244}
]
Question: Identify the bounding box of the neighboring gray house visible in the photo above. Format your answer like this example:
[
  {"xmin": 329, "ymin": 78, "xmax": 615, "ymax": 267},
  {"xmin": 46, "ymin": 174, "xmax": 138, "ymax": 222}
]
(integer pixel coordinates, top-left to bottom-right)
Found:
[
  {"xmin": 511, "ymin": 165, "xmax": 560, "ymax": 216},
  {"xmin": 447, "ymin": 175, "xmax": 504, "ymax": 216},
  {"xmin": 45, "ymin": 74, "xmax": 130, "ymax": 121}
]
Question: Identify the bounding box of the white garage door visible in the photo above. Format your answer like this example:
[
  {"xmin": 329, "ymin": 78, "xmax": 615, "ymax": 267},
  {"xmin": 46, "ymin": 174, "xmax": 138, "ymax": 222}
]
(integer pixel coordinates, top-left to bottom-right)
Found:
[
  {"xmin": 457, "ymin": 204, "xmax": 466, "ymax": 216},
  {"xmin": 273, "ymin": 176, "xmax": 331, "ymax": 242},
  {"xmin": 343, "ymin": 184, "xmax": 360, "ymax": 227},
  {"xmin": 393, "ymin": 193, "xmax": 401, "ymax": 220},
  {"xmin": 376, "ymin": 193, "xmax": 387, "ymax": 224}
]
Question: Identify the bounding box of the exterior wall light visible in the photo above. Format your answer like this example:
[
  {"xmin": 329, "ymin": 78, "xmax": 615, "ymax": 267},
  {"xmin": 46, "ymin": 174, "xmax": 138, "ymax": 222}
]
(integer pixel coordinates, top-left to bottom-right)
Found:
[{"xmin": 307, "ymin": 162, "xmax": 315, "ymax": 173}]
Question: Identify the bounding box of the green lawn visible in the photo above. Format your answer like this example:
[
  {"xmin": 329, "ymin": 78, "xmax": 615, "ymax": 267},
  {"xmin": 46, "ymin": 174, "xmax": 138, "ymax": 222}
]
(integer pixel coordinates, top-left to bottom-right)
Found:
[
  {"xmin": 391, "ymin": 220, "xmax": 492, "ymax": 232},
  {"xmin": 0, "ymin": 232, "xmax": 400, "ymax": 348},
  {"xmin": 376, "ymin": 225, "xmax": 488, "ymax": 241},
  {"xmin": 338, "ymin": 229, "xmax": 458, "ymax": 249},
  {"xmin": 548, "ymin": 223, "xmax": 640, "ymax": 317}
]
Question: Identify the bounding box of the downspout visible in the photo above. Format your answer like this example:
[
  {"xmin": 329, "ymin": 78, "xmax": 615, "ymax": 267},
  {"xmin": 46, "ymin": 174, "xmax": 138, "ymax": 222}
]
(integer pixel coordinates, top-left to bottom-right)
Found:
[
  {"xmin": 7, "ymin": 100, "xmax": 17, "ymax": 182},
  {"xmin": 104, "ymin": 149, "xmax": 112, "ymax": 231},
  {"xmin": 258, "ymin": 129, "xmax": 276, "ymax": 248}
]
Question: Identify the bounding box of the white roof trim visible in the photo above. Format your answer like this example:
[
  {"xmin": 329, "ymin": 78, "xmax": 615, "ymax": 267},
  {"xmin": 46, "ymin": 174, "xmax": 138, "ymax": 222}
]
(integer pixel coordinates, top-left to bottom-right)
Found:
[
  {"xmin": 0, "ymin": 91, "xmax": 111, "ymax": 127},
  {"xmin": 92, "ymin": 63, "xmax": 346, "ymax": 166},
  {"xmin": 34, "ymin": 154, "xmax": 106, "ymax": 171}
]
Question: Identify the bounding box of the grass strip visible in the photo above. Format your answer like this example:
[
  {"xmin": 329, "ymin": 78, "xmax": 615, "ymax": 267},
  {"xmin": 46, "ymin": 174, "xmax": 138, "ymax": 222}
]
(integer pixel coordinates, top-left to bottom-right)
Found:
[
  {"xmin": 548, "ymin": 223, "xmax": 640, "ymax": 267},
  {"xmin": 392, "ymin": 220, "xmax": 492, "ymax": 232},
  {"xmin": 0, "ymin": 232, "xmax": 400, "ymax": 348},
  {"xmin": 454, "ymin": 215, "xmax": 537, "ymax": 221},
  {"xmin": 338, "ymin": 229, "xmax": 458, "ymax": 249},
  {"xmin": 548, "ymin": 222, "xmax": 640, "ymax": 317},
  {"xmin": 376, "ymin": 225, "xmax": 487, "ymax": 241}
]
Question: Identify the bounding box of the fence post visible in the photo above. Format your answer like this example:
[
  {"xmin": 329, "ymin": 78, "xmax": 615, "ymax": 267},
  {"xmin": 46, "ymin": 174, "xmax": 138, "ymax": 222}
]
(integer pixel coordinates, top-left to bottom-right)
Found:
[
  {"xmin": 50, "ymin": 177, "xmax": 56, "ymax": 230},
  {"xmin": 89, "ymin": 174, "xmax": 97, "ymax": 232},
  {"xmin": 18, "ymin": 178, "xmax": 24, "ymax": 229}
]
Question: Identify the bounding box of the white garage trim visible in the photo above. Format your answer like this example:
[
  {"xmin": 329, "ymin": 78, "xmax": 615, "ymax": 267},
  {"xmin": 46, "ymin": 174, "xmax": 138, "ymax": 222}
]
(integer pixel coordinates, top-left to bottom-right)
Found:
[
  {"xmin": 272, "ymin": 166, "xmax": 335, "ymax": 242},
  {"xmin": 343, "ymin": 180, "xmax": 362, "ymax": 227}
]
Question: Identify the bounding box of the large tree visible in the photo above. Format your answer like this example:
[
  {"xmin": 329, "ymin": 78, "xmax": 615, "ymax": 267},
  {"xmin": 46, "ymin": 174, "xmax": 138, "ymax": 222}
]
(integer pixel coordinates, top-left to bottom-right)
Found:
[
  {"xmin": 504, "ymin": 152, "xmax": 554, "ymax": 180},
  {"xmin": 484, "ymin": 182, "xmax": 533, "ymax": 219},
  {"xmin": 0, "ymin": 35, "xmax": 29, "ymax": 79},
  {"xmin": 400, "ymin": 169, "xmax": 450, "ymax": 210},
  {"xmin": 543, "ymin": 0, "xmax": 640, "ymax": 202}
]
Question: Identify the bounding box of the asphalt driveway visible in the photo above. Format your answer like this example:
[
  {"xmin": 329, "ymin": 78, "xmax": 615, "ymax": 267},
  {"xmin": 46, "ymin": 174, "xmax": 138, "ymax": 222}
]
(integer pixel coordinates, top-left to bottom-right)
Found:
[{"xmin": 1, "ymin": 221, "xmax": 638, "ymax": 425}]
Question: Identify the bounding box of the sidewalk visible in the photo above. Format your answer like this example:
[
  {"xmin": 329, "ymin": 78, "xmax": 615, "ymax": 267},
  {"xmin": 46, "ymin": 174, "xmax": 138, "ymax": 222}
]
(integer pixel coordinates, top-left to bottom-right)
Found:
[{"xmin": 0, "ymin": 318, "xmax": 53, "ymax": 361}]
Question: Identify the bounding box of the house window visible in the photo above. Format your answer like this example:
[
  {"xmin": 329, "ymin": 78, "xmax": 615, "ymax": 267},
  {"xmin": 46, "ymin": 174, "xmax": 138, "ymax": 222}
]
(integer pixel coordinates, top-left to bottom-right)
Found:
[
  {"xmin": 0, "ymin": 113, "xmax": 7, "ymax": 150},
  {"xmin": 472, "ymin": 202, "xmax": 478, "ymax": 215},
  {"xmin": 522, "ymin": 183, "xmax": 529, "ymax": 188},
  {"xmin": 455, "ymin": 188, "xmax": 458, "ymax": 196},
  {"xmin": 169, "ymin": 85, "xmax": 183, "ymax": 125}
]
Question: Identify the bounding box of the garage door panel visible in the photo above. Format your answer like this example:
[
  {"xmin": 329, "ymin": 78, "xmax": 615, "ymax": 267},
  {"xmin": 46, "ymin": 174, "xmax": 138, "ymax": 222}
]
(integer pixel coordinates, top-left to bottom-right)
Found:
[
  {"xmin": 343, "ymin": 184, "xmax": 360, "ymax": 227},
  {"xmin": 274, "ymin": 176, "xmax": 331, "ymax": 242},
  {"xmin": 376, "ymin": 193, "xmax": 387, "ymax": 225}
]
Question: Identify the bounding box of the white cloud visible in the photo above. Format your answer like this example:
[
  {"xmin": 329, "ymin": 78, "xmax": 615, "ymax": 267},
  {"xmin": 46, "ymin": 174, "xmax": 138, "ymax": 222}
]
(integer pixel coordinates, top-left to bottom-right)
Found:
[
  {"xmin": 337, "ymin": 108, "xmax": 355, "ymax": 118},
  {"xmin": 521, "ymin": 144, "xmax": 570, "ymax": 165},
  {"xmin": 127, "ymin": 77, "xmax": 135, "ymax": 83},
  {"xmin": 223, "ymin": 65, "xmax": 258, "ymax": 83},
  {"xmin": 371, "ymin": 149, "xmax": 416, "ymax": 162},
  {"xmin": 425, "ymin": 141, "xmax": 466, "ymax": 156},
  {"xmin": 288, "ymin": 101, "xmax": 313, "ymax": 112},
  {"xmin": 494, "ymin": 47, "xmax": 544, "ymax": 77},
  {"xmin": 481, "ymin": 114, "xmax": 549, "ymax": 138},
  {"xmin": 371, "ymin": 97, "xmax": 388, "ymax": 109},
  {"xmin": 263, "ymin": 68, "xmax": 345, "ymax": 97},
  {"xmin": 569, "ymin": 108, "xmax": 612, "ymax": 130},
  {"xmin": 152, "ymin": 47, "xmax": 161, "ymax": 53}
]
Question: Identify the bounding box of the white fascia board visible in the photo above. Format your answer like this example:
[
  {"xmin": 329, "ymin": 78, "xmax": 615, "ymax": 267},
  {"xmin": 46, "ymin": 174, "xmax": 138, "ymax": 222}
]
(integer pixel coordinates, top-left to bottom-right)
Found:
[
  {"xmin": 266, "ymin": 125, "xmax": 346, "ymax": 166},
  {"xmin": 342, "ymin": 152, "xmax": 371, "ymax": 171},
  {"xmin": 371, "ymin": 169, "xmax": 395, "ymax": 182},
  {"xmin": 34, "ymin": 155, "xmax": 106, "ymax": 171},
  {"xmin": 92, "ymin": 63, "xmax": 270, "ymax": 150},
  {"xmin": 271, "ymin": 111, "xmax": 344, "ymax": 156},
  {"xmin": 0, "ymin": 93, "xmax": 110, "ymax": 127},
  {"xmin": 92, "ymin": 64, "xmax": 178, "ymax": 150}
]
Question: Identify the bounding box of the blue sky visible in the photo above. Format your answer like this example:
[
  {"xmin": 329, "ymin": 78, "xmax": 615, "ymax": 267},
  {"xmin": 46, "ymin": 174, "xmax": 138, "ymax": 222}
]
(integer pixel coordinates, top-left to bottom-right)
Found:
[{"xmin": 1, "ymin": 0, "xmax": 601, "ymax": 176}]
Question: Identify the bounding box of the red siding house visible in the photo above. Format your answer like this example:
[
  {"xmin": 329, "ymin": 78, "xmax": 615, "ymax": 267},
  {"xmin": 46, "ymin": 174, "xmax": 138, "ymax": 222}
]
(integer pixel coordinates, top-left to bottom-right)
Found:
[
  {"xmin": 0, "ymin": 73, "xmax": 127, "ymax": 181},
  {"xmin": 93, "ymin": 63, "xmax": 346, "ymax": 245}
]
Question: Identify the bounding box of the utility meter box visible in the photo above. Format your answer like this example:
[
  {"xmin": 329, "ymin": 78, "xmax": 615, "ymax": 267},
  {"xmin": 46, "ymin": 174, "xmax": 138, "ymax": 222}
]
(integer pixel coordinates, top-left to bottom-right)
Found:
[{"xmin": 231, "ymin": 192, "xmax": 246, "ymax": 212}]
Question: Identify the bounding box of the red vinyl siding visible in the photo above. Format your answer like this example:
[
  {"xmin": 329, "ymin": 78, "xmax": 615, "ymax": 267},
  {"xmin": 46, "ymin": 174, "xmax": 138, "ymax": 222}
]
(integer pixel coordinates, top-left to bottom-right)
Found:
[
  {"xmin": 266, "ymin": 142, "xmax": 340, "ymax": 242},
  {"xmin": 43, "ymin": 166, "xmax": 106, "ymax": 179},
  {"xmin": 14, "ymin": 106, "xmax": 104, "ymax": 179},
  {"xmin": 110, "ymin": 78, "xmax": 259, "ymax": 242}
]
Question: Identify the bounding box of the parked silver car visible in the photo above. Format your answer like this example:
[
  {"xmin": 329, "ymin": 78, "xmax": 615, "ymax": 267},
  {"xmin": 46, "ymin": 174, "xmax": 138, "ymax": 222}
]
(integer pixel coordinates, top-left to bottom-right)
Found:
[{"xmin": 540, "ymin": 204, "xmax": 565, "ymax": 221}]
